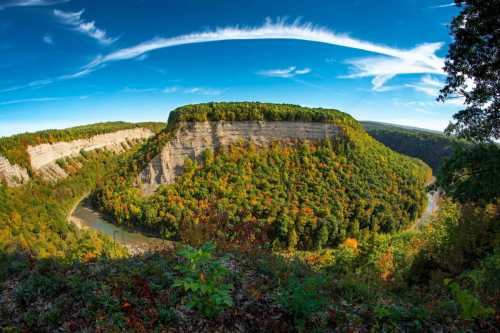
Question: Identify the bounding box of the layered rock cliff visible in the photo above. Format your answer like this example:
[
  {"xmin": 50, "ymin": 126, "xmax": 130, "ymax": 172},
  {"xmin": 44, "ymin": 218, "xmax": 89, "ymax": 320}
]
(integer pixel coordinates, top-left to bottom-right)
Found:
[
  {"xmin": 0, "ymin": 128, "xmax": 154, "ymax": 186},
  {"xmin": 28, "ymin": 128, "xmax": 154, "ymax": 180},
  {"xmin": 139, "ymin": 121, "xmax": 340, "ymax": 194},
  {"xmin": 0, "ymin": 156, "xmax": 29, "ymax": 187}
]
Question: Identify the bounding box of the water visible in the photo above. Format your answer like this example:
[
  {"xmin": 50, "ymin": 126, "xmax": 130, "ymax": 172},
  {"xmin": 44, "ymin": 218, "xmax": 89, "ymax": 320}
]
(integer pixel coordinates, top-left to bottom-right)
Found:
[
  {"xmin": 70, "ymin": 200, "xmax": 170, "ymax": 254},
  {"xmin": 415, "ymin": 191, "xmax": 440, "ymax": 228},
  {"xmin": 70, "ymin": 190, "xmax": 439, "ymax": 252}
]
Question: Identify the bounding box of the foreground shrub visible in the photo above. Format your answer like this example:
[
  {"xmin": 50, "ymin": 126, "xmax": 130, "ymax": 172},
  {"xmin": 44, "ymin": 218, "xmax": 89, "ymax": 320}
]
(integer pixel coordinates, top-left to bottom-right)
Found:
[
  {"xmin": 277, "ymin": 274, "xmax": 329, "ymax": 331},
  {"xmin": 173, "ymin": 243, "xmax": 233, "ymax": 317}
]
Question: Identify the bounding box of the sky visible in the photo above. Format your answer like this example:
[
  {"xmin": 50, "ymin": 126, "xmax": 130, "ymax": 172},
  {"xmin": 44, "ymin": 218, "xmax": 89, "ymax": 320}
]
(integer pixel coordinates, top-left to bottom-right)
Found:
[{"xmin": 0, "ymin": 0, "xmax": 462, "ymax": 137}]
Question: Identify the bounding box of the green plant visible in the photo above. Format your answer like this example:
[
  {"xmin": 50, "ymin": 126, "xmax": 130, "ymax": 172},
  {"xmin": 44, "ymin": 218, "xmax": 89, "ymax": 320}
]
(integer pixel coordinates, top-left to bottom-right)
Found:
[
  {"xmin": 173, "ymin": 243, "xmax": 233, "ymax": 317},
  {"xmin": 277, "ymin": 274, "xmax": 328, "ymax": 330},
  {"xmin": 444, "ymin": 279, "xmax": 494, "ymax": 320}
]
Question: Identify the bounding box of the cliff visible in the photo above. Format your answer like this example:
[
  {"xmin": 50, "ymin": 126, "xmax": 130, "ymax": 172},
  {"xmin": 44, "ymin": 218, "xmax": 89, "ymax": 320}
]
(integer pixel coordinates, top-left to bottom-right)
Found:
[
  {"xmin": 0, "ymin": 128, "xmax": 154, "ymax": 186},
  {"xmin": 139, "ymin": 121, "xmax": 340, "ymax": 194},
  {"xmin": 0, "ymin": 156, "xmax": 30, "ymax": 187},
  {"xmin": 28, "ymin": 128, "xmax": 154, "ymax": 180}
]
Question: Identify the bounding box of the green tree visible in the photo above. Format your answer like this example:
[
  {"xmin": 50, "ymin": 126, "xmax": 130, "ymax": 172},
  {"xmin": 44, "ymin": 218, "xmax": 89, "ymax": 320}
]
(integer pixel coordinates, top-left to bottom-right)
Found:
[
  {"xmin": 438, "ymin": 0, "xmax": 500, "ymax": 142},
  {"xmin": 438, "ymin": 144, "xmax": 500, "ymax": 203}
]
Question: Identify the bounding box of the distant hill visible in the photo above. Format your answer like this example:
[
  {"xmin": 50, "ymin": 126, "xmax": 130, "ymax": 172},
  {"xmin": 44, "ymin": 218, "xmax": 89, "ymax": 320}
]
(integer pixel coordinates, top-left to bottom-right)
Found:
[{"xmin": 361, "ymin": 121, "xmax": 467, "ymax": 172}]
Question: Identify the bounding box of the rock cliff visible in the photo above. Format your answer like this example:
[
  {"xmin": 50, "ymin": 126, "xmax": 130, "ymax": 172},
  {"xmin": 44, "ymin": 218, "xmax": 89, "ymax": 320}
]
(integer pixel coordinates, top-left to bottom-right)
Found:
[
  {"xmin": 27, "ymin": 128, "xmax": 154, "ymax": 180},
  {"xmin": 0, "ymin": 128, "xmax": 154, "ymax": 186},
  {"xmin": 0, "ymin": 156, "xmax": 30, "ymax": 187},
  {"xmin": 139, "ymin": 121, "xmax": 340, "ymax": 194}
]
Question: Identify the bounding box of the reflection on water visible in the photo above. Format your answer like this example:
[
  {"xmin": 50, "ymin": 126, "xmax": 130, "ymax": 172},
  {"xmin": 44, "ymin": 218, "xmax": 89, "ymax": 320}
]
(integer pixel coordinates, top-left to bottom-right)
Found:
[{"xmin": 70, "ymin": 200, "xmax": 170, "ymax": 254}]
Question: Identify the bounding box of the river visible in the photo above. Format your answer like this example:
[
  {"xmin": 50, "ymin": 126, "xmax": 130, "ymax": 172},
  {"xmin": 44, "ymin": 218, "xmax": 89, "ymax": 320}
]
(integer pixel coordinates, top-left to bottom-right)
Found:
[
  {"xmin": 69, "ymin": 191, "xmax": 439, "ymax": 252},
  {"xmin": 69, "ymin": 198, "xmax": 171, "ymax": 254}
]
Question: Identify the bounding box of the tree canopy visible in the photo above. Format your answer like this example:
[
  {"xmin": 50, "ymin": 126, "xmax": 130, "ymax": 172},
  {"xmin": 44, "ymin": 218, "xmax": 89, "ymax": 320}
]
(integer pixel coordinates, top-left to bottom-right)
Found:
[{"xmin": 439, "ymin": 0, "xmax": 500, "ymax": 142}]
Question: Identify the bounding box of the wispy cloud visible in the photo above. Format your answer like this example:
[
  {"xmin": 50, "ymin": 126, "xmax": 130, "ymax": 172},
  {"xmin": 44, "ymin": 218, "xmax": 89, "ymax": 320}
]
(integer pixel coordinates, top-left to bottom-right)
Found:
[
  {"xmin": 163, "ymin": 86, "xmax": 178, "ymax": 93},
  {"xmin": 184, "ymin": 87, "xmax": 224, "ymax": 96},
  {"xmin": 83, "ymin": 18, "xmax": 445, "ymax": 86},
  {"xmin": 405, "ymin": 75, "xmax": 443, "ymax": 97},
  {"xmin": 258, "ymin": 66, "xmax": 311, "ymax": 78},
  {"xmin": 0, "ymin": 67, "xmax": 97, "ymax": 93},
  {"xmin": 404, "ymin": 75, "xmax": 465, "ymax": 106},
  {"xmin": 5, "ymin": 18, "xmax": 446, "ymax": 94},
  {"xmin": 0, "ymin": 0, "xmax": 69, "ymax": 10},
  {"xmin": 120, "ymin": 87, "xmax": 159, "ymax": 94},
  {"xmin": 53, "ymin": 9, "xmax": 117, "ymax": 45},
  {"xmin": 429, "ymin": 2, "xmax": 456, "ymax": 9},
  {"xmin": 162, "ymin": 86, "xmax": 224, "ymax": 96},
  {"xmin": 0, "ymin": 96, "xmax": 64, "ymax": 106},
  {"xmin": 344, "ymin": 42, "xmax": 445, "ymax": 91},
  {"xmin": 43, "ymin": 34, "xmax": 54, "ymax": 45}
]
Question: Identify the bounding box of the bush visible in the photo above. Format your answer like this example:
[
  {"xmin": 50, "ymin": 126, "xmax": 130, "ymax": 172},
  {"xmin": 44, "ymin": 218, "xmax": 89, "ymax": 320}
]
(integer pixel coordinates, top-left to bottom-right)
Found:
[
  {"xmin": 173, "ymin": 243, "xmax": 233, "ymax": 317},
  {"xmin": 277, "ymin": 274, "xmax": 329, "ymax": 330},
  {"xmin": 445, "ymin": 279, "xmax": 494, "ymax": 320}
]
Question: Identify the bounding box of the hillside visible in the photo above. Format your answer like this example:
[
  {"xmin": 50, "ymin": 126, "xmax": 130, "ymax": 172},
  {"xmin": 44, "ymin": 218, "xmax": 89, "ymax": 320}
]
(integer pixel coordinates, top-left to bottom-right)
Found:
[
  {"xmin": 94, "ymin": 102, "xmax": 431, "ymax": 250},
  {"xmin": 0, "ymin": 122, "xmax": 164, "ymax": 186},
  {"xmin": 0, "ymin": 122, "xmax": 164, "ymax": 257},
  {"xmin": 0, "ymin": 121, "xmax": 163, "ymax": 172},
  {"xmin": 361, "ymin": 121, "xmax": 466, "ymax": 172}
]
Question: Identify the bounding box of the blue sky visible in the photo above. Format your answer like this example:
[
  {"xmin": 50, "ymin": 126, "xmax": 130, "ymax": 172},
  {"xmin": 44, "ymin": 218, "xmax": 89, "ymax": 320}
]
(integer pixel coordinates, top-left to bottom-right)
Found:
[{"xmin": 0, "ymin": 0, "xmax": 462, "ymax": 136}]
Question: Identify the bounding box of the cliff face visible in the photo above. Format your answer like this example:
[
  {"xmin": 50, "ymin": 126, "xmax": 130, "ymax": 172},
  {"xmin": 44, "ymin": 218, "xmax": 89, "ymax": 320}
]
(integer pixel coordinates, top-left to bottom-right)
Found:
[
  {"xmin": 0, "ymin": 156, "xmax": 29, "ymax": 187},
  {"xmin": 27, "ymin": 128, "xmax": 154, "ymax": 180},
  {"xmin": 139, "ymin": 121, "xmax": 340, "ymax": 194},
  {"xmin": 0, "ymin": 128, "xmax": 154, "ymax": 186}
]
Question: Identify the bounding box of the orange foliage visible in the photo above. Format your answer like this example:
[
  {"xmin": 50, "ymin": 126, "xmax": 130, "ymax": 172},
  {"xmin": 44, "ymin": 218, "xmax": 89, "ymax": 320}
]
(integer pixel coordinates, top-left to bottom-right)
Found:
[{"xmin": 343, "ymin": 238, "xmax": 358, "ymax": 250}]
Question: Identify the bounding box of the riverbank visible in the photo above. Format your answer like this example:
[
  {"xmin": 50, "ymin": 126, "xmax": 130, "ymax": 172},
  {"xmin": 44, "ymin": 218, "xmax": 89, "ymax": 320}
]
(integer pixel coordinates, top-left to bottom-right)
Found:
[{"xmin": 68, "ymin": 195, "xmax": 172, "ymax": 255}]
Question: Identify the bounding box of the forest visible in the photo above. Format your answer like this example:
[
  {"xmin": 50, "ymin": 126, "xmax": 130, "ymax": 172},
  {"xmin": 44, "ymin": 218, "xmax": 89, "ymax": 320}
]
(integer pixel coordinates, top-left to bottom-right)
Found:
[
  {"xmin": 362, "ymin": 121, "xmax": 467, "ymax": 171},
  {"xmin": 93, "ymin": 104, "xmax": 431, "ymax": 250},
  {"xmin": 1, "ymin": 1, "xmax": 499, "ymax": 330},
  {"xmin": 0, "ymin": 105, "xmax": 498, "ymax": 332}
]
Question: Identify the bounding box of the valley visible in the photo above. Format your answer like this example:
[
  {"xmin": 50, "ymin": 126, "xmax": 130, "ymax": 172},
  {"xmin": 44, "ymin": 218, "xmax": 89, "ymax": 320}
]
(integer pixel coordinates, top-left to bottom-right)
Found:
[
  {"xmin": 2, "ymin": 1, "xmax": 499, "ymax": 331},
  {"xmin": 2, "ymin": 102, "xmax": 496, "ymax": 332}
]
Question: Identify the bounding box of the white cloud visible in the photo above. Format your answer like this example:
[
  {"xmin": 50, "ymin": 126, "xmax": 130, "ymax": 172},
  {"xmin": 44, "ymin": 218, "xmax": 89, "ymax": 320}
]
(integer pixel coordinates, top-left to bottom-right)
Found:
[
  {"xmin": 83, "ymin": 18, "xmax": 445, "ymax": 85},
  {"xmin": 120, "ymin": 87, "xmax": 159, "ymax": 94},
  {"xmin": 162, "ymin": 86, "xmax": 223, "ymax": 95},
  {"xmin": 294, "ymin": 68, "xmax": 311, "ymax": 75},
  {"xmin": 53, "ymin": 9, "xmax": 117, "ymax": 45},
  {"xmin": 163, "ymin": 86, "xmax": 178, "ymax": 93},
  {"xmin": 404, "ymin": 75, "xmax": 444, "ymax": 97},
  {"xmin": 429, "ymin": 3, "xmax": 456, "ymax": 9},
  {"xmin": 184, "ymin": 87, "xmax": 224, "ymax": 96},
  {"xmin": 0, "ymin": 66, "xmax": 96, "ymax": 93},
  {"xmin": 0, "ymin": 0, "xmax": 69, "ymax": 10},
  {"xmin": 404, "ymin": 75, "xmax": 466, "ymax": 106},
  {"xmin": 4, "ymin": 18, "xmax": 446, "ymax": 94},
  {"xmin": 43, "ymin": 34, "xmax": 54, "ymax": 45},
  {"xmin": 0, "ymin": 96, "xmax": 64, "ymax": 106},
  {"xmin": 344, "ymin": 42, "xmax": 445, "ymax": 91},
  {"xmin": 258, "ymin": 66, "xmax": 311, "ymax": 78}
]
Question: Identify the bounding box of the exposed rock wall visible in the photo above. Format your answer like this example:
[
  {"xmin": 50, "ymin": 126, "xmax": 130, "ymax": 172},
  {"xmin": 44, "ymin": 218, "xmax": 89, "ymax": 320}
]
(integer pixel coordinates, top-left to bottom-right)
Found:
[
  {"xmin": 0, "ymin": 156, "xmax": 29, "ymax": 187},
  {"xmin": 139, "ymin": 121, "xmax": 340, "ymax": 194},
  {"xmin": 27, "ymin": 128, "xmax": 154, "ymax": 180},
  {"xmin": 0, "ymin": 128, "xmax": 154, "ymax": 186}
]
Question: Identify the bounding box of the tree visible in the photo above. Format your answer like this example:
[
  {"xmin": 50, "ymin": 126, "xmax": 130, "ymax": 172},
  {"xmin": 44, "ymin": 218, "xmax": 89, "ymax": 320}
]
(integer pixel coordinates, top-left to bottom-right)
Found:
[
  {"xmin": 438, "ymin": 0, "xmax": 500, "ymax": 142},
  {"xmin": 438, "ymin": 144, "xmax": 500, "ymax": 203}
]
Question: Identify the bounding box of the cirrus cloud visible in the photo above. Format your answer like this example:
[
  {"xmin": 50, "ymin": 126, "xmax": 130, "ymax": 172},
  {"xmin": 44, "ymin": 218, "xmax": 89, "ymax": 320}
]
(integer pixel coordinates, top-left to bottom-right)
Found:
[
  {"xmin": 2, "ymin": 18, "xmax": 446, "ymax": 94},
  {"xmin": 0, "ymin": 0, "xmax": 69, "ymax": 10},
  {"xmin": 54, "ymin": 9, "xmax": 117, "ymax": 45},
  {"xmin": 258, "ymin": 66, "xmax": 311, "ymax": 78}
]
